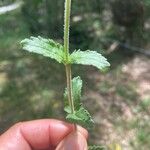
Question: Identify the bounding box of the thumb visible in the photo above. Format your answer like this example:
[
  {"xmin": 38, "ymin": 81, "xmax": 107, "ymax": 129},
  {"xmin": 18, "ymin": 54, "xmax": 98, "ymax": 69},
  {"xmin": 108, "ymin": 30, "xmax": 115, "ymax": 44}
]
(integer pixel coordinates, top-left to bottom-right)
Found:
[{"xmin": 56, "ymin": 131, "xmax": 88, "ymax": 150}]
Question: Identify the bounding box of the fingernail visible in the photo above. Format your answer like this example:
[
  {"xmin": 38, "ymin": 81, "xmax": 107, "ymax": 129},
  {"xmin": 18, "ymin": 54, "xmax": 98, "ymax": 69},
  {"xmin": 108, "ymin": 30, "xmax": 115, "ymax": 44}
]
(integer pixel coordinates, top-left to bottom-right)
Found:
[{"xmin": 56, "ymin": 131, "xmax": 88, "ymax": 150}]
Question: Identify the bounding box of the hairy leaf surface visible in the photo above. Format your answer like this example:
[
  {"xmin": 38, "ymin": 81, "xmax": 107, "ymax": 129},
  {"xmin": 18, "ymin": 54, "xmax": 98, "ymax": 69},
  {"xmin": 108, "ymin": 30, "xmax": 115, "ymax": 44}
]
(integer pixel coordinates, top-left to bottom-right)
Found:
[
  {"xmin": 21, "ymin": 36, "xmax": 64, "ymax": 63},
  {"xmin": 64, "ymin": 76, "xmax": 94, "ymax": 128},
  {"xmin": 88, "ymin": 145, "xmax": 106, "ymax": 150},
  {"xmin": 70, "ymin": 50, "xmax": 110, "ymax": 70},
  {"xmin": 66, "ymin": 106, "xmax": 94, "ymax": 128},
  {"xmin": 64, "ymin": 76, "xmax": 82, "ymax": 112}
]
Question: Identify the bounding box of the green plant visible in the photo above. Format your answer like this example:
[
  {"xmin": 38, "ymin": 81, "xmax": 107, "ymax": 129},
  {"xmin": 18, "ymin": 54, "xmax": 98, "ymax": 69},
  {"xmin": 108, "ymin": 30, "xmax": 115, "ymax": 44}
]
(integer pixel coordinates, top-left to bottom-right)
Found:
[{"xmin": 21, "ymin": 0, "xmax": 110, "ymax": 149}]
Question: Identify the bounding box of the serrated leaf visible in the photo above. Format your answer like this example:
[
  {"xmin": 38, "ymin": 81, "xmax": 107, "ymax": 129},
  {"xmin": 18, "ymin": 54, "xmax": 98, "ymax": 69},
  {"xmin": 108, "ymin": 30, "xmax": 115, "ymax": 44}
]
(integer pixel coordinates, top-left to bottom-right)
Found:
[
  {"xmin": 64, "ymin": 76, "xmax": 82, "ymax": 112},
  {"xmin": 72, "ymin": 76, "xmax": 82, "ymax": 109},
  {"xmin": 64, "ymin": 106, "xmax": 72, "ymax": 114},
  {"xmin": 70, "ymin": 50, "xmax": 110, "ymax": 70},
  {"xmin": 66, "ymin": 106, "xmax": 94, "ymax": 128},
  {"xmin": 88, "ymin": 145, "xmax": 106, "ymax": 150},
  {"xmin": 21, "ymin": 36, "xmax": 64, "ymax": 63},
  {"xmin": 64, "ymin": 76, "xmax": 94, "ymax": 128}
]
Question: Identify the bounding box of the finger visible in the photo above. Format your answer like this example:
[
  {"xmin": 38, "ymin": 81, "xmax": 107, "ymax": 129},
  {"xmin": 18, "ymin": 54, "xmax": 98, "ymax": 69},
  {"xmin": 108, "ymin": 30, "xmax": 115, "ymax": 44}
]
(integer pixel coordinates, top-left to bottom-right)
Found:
[
  {"xmin": 21, "ymin": 119, "xmax": 88, "ymax": 149},
  {"xmin": 56, "ymin": 131, "xmax": 88, "ymax": 150},
  {"xmin": 21, "ymin": 119, "xmax": 73, "ymax": 149},
  {"xmin": 0, "ymin": 119, "xmax": 88, "ymax": 150},
  {"xmin": 0, "ymin": 122, "xmax": 31, "ymax": 150},
  {"xmin": 76, "ymin": 126, "xmax": 88, "ymax": 139}
]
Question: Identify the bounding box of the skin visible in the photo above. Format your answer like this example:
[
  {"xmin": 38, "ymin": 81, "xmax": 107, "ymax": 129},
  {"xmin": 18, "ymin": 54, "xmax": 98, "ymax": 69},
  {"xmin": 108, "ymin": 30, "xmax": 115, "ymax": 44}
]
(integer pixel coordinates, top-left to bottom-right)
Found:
[{"xmin": 0, "ymin": 119, "xmax": 88, "ymax": 150}]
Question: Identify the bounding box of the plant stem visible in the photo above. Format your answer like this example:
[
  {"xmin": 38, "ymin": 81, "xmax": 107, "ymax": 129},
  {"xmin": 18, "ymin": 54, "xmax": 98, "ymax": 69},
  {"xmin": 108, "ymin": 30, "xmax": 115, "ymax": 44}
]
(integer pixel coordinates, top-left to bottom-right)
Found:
[
  {"xmin": 64, "ymin": 0, "xmax": 71, "ymax": 60},
  {"xmin": 65, "ymin": 64, "xmax": 74, "ymax": 113},
  {"xmin": 64, "ymin": 0, "xmax": 75, "ymax": 115}
]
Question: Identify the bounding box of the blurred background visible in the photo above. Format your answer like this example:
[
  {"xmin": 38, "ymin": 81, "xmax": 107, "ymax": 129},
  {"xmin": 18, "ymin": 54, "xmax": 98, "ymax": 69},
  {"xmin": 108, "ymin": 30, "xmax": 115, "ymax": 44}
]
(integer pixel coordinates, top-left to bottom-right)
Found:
[{"xmin": 0, "ymin": 0, "xmax": 150, "ymax": 149}]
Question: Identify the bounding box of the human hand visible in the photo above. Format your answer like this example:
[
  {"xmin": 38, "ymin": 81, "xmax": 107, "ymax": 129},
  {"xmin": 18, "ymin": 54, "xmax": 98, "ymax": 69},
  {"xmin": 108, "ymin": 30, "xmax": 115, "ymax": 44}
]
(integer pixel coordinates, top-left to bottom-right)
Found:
[{"xmin": 0, "ymin": 119, "xmax": 88, "ymax": 150}]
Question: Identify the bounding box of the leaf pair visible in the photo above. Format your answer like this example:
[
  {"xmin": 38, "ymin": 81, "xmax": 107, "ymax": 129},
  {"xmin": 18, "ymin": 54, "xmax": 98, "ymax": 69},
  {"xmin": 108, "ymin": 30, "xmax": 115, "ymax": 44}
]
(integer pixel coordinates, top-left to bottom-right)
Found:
[
  {"xmin": 21, "ymin": 36, "xmax": 110, "ymax": 128},
  {"xmin": 21, "ymin": 36, "xmax": 110, "ymax": 70},
  {"xmin": 64, "ymin": 77, "xmax": 94, "ymax": 128}
]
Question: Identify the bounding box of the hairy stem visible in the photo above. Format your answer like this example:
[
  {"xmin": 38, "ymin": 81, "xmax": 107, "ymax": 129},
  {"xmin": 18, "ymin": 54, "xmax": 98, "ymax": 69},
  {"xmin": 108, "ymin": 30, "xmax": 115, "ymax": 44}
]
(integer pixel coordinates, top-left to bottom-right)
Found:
[
  {"xmin": 64, "ymin": 0, "xmax": 75, "ymax": 115},
  {"xmin": 65, "ymin": 64, "xmax": 74, "ymax": 113},
  {"xmin": 64, "ymin": 0, "xmax": 71, "ymax": 60}
]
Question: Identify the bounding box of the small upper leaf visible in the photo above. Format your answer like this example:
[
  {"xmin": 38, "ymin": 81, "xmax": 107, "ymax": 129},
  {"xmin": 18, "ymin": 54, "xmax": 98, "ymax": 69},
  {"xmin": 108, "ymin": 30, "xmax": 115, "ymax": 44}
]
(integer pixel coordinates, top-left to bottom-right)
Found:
[
  {"xmin": 66, "ymin": 106, "xmax": 94, "ymax": 128},
  {"xmin": 64, "ymin": 76, "xmax": 82, "ymax": 113},
  {"xmin": 88, "ymin": 145, "xmax": 106, "ymax": 150},
  {"xmin": 72, "ymin": 76, "xmax": 82, "ymax": 109},
  {"xmin": 70, "ymin": 50, "xmax": 110, "ymax": 70},
  {"xmin": 21, "ymin": 36, "xmax": 64, "ymax": 63}
]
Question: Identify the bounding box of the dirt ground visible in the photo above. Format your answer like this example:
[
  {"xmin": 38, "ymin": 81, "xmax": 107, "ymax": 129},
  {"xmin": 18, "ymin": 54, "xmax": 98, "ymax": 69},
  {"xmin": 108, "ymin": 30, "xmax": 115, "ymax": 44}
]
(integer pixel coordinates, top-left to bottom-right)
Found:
[{"xmin": 84, "ymin": 55, "xmax": 150, "ymax": 150}]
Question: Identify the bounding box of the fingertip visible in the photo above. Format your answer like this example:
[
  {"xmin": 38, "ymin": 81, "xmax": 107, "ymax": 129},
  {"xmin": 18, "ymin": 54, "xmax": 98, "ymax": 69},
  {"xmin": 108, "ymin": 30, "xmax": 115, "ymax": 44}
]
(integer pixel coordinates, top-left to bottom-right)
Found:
[
  {"xmin": 56, "ymin": 131, "xmax": 88, "ymax": 150},
  {"xmin": 76, "ymin": 126, "xmax": 88, "ymax": 139}
]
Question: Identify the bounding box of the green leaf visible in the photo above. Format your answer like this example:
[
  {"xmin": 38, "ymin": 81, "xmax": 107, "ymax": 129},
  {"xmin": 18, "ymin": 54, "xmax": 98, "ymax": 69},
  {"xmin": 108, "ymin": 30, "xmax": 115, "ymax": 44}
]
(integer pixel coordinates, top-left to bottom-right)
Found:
[
  {"xmin": 88, "ymin": 145, "xmax": 106, "ymax": 150},
  {"xmin": 72, "ymin": 76, "xmax": 82, "ymax": 109},
  {"xmin": 64, "ymin": 76, "xmax": 82, "ymax": 112},
  {"xmin": 64, "ymin": 76, "xmax": 94, "ymax": 128},
  {"xmin": 66, "ymin": 106, "xmax": 94, "ymax": 128},
  {"xmin": 70, "ymin": 50, "xmax": 110, "ymax": 70},
  {"xmin": 21, "ymin": 36, "xmax": 64, "ymax": 63}
]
